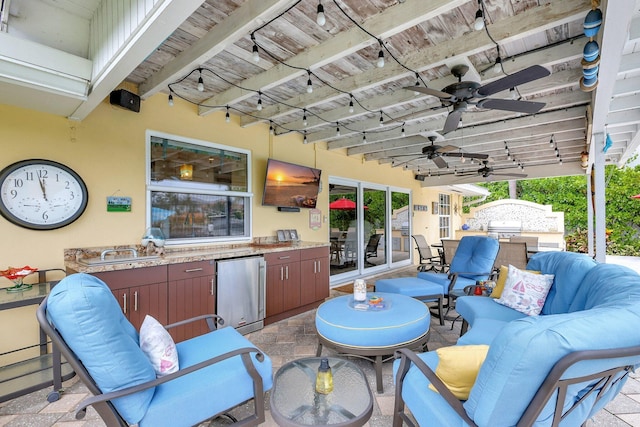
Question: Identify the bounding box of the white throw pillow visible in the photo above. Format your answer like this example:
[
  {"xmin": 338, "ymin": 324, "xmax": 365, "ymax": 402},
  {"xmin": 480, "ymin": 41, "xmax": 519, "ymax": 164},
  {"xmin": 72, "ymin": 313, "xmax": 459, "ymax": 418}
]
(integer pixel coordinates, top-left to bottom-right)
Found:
[
  {"xmin": 139, "ymin": 315, "xmax": 179, "ymax": 377},
  {"xmin": 496, "ymin": 265, "xmax": 554, "ymax": 316}
]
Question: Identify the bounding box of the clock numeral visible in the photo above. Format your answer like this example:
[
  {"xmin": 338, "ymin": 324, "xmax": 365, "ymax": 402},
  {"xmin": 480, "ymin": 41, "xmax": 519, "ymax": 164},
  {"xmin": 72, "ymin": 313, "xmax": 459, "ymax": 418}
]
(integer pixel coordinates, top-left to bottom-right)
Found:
[
  {"xmin": 13, "ymin": 178, "xmax": 24, "ymax": 188},
  {"xmin": 69, "ymin": 191, "xmax": 75, "ymax": 200},
  {"xmin": 64, "ymin": 180, "xmax": 70, "ymax": 189},
  {"xmin": 37, "ymin": 170, "xmax": 48, "ymax": 179},
  {"xmin": 9, "ymin": 189, "xmax": 18, "ymax": 198},
  {"xmin": 25, "ymin": 171, "xmax": 34, "ymax": 181},
  {"xmin": 42, "ymin": 211, "xmax": 49, "ymax": 221}
]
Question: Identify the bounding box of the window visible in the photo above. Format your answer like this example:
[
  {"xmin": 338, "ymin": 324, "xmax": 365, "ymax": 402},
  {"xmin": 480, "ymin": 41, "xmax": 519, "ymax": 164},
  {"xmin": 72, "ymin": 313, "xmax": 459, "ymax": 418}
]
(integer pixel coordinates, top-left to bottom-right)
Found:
[
  {"xmin": 146, "ymin": 131, "xmax": 252, "ymax": 244},
  {"xmin": 438, "ymin": 193, "xmax": 451, "ymax": 239}
]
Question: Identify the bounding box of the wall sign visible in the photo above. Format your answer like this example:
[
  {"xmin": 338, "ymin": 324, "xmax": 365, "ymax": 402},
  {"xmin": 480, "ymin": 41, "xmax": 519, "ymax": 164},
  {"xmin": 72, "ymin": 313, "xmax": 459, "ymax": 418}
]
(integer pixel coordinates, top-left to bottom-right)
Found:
[
  {"xmin": 413, "ymin": 204, "xmax": 428, "ymax": 212},
  {"xmin": 309, "ymin": 208, "xmax": 321, "ymax": 230},
  {"xmin": 107, "ymin": 196, "xmax": 132, "ymax": 212}
]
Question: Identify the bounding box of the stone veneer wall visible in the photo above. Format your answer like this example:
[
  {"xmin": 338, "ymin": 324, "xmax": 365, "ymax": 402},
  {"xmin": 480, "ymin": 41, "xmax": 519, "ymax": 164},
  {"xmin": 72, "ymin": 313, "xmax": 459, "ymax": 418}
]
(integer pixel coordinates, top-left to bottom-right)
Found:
[{"xmin": 462, "ymin": 199, "xmax": 564, "ymax": 233}]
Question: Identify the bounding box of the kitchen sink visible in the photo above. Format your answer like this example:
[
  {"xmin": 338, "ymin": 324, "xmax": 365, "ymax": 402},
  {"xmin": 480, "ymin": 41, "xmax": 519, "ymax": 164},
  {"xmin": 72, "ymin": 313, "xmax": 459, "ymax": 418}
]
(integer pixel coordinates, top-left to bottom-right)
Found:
[{"xmin": 77, "ymin": 255, "xmax": 160, "ymax": 266}]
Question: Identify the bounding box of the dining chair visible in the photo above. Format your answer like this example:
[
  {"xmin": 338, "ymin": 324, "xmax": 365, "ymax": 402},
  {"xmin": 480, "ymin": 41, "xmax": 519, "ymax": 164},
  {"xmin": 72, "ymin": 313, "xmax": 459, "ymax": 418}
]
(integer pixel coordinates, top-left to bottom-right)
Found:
[
  {"xmin": 412, "ymin": 235, "xmax": 443, "ymax": 272},
  {"xmin": 493, "ymin": 241, "xmax": 529, "ymax": 271}
]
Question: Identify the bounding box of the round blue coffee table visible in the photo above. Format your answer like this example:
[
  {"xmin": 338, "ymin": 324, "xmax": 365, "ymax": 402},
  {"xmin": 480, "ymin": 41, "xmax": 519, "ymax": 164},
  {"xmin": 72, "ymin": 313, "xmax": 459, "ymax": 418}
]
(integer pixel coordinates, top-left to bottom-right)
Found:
[{"xmin": 315, "ymin": 292, "xmax": 430, "ymax": 393}]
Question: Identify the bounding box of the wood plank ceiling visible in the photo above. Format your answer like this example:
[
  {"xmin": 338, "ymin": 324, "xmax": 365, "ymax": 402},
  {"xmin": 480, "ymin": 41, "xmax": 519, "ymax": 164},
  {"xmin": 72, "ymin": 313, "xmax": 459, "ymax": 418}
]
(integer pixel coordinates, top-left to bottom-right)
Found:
[{"xmin": 7, "ymin": 0, "xmax": 638, "ymax": 187}]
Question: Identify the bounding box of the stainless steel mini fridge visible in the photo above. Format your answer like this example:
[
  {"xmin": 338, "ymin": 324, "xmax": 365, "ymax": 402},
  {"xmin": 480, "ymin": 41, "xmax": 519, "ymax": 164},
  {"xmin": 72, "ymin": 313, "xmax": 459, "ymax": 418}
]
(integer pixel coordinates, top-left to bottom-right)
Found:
[{"xmin": 216, "ymin": 256, "xmax": 266, "ymax": 335}]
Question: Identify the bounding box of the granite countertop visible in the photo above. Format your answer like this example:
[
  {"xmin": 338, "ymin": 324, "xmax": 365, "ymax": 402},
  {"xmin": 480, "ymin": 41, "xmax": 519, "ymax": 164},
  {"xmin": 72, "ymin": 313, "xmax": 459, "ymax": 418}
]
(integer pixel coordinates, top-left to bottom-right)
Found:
[{"xmin": 65, "ymin": 240, "xmax": 329, "ymax": 273}]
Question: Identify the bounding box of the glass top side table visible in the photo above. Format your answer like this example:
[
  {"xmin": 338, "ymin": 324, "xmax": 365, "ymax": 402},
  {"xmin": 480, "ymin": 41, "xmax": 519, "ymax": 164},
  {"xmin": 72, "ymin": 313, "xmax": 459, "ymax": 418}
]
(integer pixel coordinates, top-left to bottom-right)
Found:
[{"xmin": 270, "ymin": 356, "xmax": 373, "ymax": 426}]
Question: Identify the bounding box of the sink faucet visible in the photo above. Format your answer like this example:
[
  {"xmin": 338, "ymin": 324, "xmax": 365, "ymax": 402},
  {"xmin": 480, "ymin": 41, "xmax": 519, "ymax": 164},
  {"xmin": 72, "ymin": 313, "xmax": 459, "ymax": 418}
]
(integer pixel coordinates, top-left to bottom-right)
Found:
[{"xmin": 100, "ymin": 248, "xmax": 138, "ymax": 260}]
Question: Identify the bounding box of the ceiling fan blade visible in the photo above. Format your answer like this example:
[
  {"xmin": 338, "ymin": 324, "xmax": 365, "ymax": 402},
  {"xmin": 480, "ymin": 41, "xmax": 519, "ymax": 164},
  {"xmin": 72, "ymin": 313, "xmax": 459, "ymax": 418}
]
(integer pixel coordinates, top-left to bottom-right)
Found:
[
  {"xmin": 435, "ymin": 144, "xmax": 459, "ymax": 153},
  {"xmin": 443, "ymin": 152, "xmax": 490, "ymax": 160},
  {"xmin": 433, "ymin": 156, "xmax": 448, "ymax": 169},
  {"xmin": 405, "ymin": 86, "xmax": 453, "ymax": 100},
  {"xmin": 477, "ymin": 98, "xmax": 545, "ymax": 114},
  {"xmin": 442, "ymin": 109, "xmax": 463, "ymax": 134},
  {"xmin": 476, "ymin": 65, "xmax": 551, "ymax": 97}
]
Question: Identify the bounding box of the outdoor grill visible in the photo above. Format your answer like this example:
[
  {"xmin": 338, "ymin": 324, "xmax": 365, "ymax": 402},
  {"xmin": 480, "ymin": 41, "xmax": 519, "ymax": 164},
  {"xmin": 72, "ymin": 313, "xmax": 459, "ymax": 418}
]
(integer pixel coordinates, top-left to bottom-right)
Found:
[{"xmin": 487, "ymin": 220, "xmax": 522, "ymax": 239}]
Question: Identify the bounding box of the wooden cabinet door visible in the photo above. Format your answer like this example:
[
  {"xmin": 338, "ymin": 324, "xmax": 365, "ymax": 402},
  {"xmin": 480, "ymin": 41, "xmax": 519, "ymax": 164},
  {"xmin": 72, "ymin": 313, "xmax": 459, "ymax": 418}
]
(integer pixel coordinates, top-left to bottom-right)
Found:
[
  {"xmin": 300, "ymin": 247, "xmax": 330, "ymax": 305},
  {"xmin": 167, "ymin": 260, "xmax": 215, "ymax": 343},
  {"xmin": 93, "ymin": 266, "xmax": 168, "ymax": 331},
  {"xmin": 265, "ymin": 250, "xmax": 300, "ymax": 317}
]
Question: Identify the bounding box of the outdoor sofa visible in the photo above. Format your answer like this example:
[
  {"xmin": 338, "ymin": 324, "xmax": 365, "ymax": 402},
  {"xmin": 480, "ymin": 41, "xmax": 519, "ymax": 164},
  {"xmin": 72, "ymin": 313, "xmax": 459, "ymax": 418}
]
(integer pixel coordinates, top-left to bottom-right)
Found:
[{"xmin": 392, "ymin": 251, "xmax": 640, "ymax": 426}]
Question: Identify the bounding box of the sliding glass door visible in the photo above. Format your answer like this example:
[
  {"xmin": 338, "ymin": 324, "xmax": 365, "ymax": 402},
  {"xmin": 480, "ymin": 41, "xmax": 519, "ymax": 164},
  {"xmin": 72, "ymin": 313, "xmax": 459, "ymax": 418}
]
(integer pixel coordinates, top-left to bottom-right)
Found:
[{"xmin": 329, "ymin": 178, "xmax": 411, "ymax": 283}]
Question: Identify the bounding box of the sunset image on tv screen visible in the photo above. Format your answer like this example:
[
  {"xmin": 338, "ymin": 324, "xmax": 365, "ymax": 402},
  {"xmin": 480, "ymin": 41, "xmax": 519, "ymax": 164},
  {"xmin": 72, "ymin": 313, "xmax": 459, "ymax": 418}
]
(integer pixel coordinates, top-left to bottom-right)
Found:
[{"xmin": 263, "ymin": 159, "xmax": 321, "ymax": 208}]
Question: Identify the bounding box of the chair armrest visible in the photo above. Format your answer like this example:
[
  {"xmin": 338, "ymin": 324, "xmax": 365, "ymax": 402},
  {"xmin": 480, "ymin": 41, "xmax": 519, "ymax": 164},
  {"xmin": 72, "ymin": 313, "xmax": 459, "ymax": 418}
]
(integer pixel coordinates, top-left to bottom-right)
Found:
[
  {"xmin": 75, "ymin": 346, "xmax": 266, "ymax": 420},
  {"xmin": 164, "ymin": 313, "xmax": 224, "ymax": 332},
  {"xmin": 447, "ymin": 272, "xmax": 493, "ymax": 293},
  {"xmin": 394, "ymin": 348, "xmax": 478, "ymax": 427}
]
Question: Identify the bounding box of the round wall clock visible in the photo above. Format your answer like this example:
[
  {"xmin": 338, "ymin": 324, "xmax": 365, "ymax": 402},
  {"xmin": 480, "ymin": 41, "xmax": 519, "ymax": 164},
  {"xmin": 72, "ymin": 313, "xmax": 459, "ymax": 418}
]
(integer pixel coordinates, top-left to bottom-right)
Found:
[{"xmin": 0, "ymin": 159, "xmax": 89, "ymax": 230}]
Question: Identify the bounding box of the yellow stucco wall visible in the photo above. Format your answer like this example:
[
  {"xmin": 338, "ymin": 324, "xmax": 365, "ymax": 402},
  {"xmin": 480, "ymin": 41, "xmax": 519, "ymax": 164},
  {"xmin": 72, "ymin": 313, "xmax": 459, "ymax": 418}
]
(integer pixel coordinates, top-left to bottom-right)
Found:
[{"xmin": 0, "ymin": 92, "xmax": 445, "ymax": 364}]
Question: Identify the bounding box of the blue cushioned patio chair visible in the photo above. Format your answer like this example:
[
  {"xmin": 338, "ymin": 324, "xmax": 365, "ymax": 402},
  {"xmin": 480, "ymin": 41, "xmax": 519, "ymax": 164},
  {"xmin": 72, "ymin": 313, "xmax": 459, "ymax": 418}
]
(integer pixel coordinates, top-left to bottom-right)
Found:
[
  {"xmin": 417, "ymin": 236, "xmax": 499, "ymax": 308},
  {"xmin": 37, "ymin": 273, "xmax": 273, "ymax": 427}
]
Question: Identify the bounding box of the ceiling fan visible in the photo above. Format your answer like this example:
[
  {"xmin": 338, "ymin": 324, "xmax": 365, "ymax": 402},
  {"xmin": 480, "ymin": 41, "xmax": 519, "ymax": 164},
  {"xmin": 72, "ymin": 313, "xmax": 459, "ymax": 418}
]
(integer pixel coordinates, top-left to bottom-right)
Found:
[
  {"xmin": 456, "ymin": 160, "xmax": 528, "ymax": 179},
  {"xmin": 393, "ymin": 134, "xmax": 489, "ymax": 169},
  {"xmin": 407, "ymin": 64, "xmax": 550, "ymax": 134}
]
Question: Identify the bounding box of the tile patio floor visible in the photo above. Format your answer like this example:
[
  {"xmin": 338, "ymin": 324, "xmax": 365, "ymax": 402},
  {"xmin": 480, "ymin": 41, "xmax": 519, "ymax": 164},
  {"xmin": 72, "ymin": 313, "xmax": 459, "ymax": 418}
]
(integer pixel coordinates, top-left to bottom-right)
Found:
[{"xmin": 1, "ymin": 263, "xmax": 639, "ymax": 426}]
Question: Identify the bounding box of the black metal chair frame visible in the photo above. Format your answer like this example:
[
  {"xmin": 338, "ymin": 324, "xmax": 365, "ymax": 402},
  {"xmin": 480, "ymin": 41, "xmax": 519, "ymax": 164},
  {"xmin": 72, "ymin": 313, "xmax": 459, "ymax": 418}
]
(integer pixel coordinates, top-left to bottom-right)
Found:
[
  {"xmin": 37, "ymin": 298, "xmax": 267, "ymax": 427},
  {"xmin": 393, "ymin": 345, "xmax": 640, "ymax": 427},
  {"xmin": 411, "ymin": 235, "xmax": 443, "ymax": 272}
]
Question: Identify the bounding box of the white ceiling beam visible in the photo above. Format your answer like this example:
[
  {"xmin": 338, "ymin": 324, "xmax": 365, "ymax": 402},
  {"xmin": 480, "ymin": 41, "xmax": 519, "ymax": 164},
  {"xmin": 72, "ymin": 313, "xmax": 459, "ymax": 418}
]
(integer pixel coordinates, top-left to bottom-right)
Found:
[
  {"xmin": 138, "ymin": 0, "xmax": 293, "ymax": 99},
  {"xmin": 69, "ymin": 0, "xmax": 204, "ymax": 120}
]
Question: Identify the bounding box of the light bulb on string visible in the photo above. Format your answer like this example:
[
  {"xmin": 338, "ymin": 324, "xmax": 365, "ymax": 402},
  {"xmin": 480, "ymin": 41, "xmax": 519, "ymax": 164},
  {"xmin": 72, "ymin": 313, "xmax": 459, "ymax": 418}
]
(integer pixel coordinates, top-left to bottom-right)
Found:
[
  {"xmin": 336, "ymin": 124, "xmax": 340, "ymax": 137},
  {"xmin": 379, "ymin": 111, "xmax": 384, "ymax": 127},
  {"xmin": 348, "ymin": 95, "xmax": 354, "ymax": 113},
  {"xmin": 316, "ymin": 2, "xmax": 326, "ymax": 26},
  {"xmin": 168, "ymin": 91, "xmax": 174, "ymax": 107},
  {"xmin": 474, "ymin": 1, "xmax": 484, "ymax": 31},
  {"xmin": 303, "ymin": 131, "xmax": 308, "ymax": 144},
  {"xmin": 362, "ymin": 132, "xmax": 367, "ymax": 144},
  {"xmin": 401, "ymin": 125, "xmax": 406, "ymax": 137},
  {"xmin": 509, "ymin": 87, "xmax": 518, "ymax": 100},
  {"xmin": 269, "ymin": 121, "xmax": 274, "ymax": 135},
  {"xmin": 306, "ymin": 71, "xmax": 313, "ymax": 93},
  {"xmin": 225, "ymin": 106, "xmax": 230, "ymax": 123},
  {"xmin": 303, "ymin": 109, "xmax": 308, "ymax": 127},
  {"xmin": 257, "ymin": 92, "xmax": 262, "ymax": 111},
  {"xmin": 376, "ymin": 41, "xmax": 385, "ymax": 68},
  {"xmin": 493, "ymin": 56, "xmax": 503, "ymax": 74},
  {"xmin": 251, "ymin": 34, "xmax": 260, "ymax": 62},
  {"xmin": 549, "ymin": 134, "xmax": 555, "ymax": 147},
  {"xmin": 197, "ymin": 70, "xmax": 204, "ymax": 92}
]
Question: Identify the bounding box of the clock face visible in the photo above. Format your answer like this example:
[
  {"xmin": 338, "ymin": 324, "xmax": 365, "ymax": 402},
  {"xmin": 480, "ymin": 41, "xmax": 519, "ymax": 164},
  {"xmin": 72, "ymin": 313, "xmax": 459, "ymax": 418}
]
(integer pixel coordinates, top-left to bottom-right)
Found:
[{"xmin": 0, "ymin": 159, "xmax": 88, "ymax": 230}]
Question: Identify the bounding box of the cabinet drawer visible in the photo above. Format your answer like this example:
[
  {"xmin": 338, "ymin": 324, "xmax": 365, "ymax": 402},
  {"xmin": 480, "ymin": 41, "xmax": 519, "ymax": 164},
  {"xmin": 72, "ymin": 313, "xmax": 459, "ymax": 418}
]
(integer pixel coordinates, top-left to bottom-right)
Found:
[
  {"xmin": 300, "ymin": 246, "xmax": 329, "ymax": 260},
  {"xmin": 93, "ymin": 266, "xmax": 167, "ymax": 290},
  {"xmin": 265, "ymin": 250, "xmax": 300, "ymax": 265},
  {"xmin": 168, "ymin": 260, "xmax": 215, "ymax": 281}
]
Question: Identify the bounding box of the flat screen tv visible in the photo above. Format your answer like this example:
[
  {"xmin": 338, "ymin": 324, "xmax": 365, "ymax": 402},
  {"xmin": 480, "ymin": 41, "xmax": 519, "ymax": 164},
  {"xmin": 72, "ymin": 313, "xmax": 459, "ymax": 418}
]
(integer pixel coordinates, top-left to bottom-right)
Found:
[{"xmin": 262, "ymin": 158, "xmax": 321, "ymax": 209}]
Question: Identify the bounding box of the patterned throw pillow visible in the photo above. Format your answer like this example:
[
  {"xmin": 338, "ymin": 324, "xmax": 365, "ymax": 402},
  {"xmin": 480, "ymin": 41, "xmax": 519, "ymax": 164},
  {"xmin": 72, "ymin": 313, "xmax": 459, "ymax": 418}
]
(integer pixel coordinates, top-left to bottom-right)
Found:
[
  {"xmin": 496, "ymin": 265, "xmax": 554, "ymax": 316},
  {"xmin": 139, "ymin": 315, "xmax": 179, "ymax": 377}
]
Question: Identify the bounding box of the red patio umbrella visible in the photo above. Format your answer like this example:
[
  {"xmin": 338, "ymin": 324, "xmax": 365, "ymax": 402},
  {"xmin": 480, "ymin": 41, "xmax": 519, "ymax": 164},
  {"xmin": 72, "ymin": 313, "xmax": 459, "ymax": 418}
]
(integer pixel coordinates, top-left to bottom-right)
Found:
[{"xmin": 329, "ymin": 197, "xmax": 367, "ymax": 210}]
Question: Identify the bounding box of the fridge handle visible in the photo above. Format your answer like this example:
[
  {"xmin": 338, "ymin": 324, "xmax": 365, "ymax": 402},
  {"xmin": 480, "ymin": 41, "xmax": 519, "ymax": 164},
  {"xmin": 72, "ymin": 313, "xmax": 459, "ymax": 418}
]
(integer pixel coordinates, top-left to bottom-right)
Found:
[{"xmin": 258, "ymin": 259, "xmax": 267, "ymax": 320}]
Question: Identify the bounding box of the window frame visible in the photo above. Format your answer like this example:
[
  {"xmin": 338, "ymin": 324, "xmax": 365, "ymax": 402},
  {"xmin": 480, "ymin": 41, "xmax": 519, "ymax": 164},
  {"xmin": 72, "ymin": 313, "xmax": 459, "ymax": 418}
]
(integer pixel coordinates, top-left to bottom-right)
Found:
[
  {"xmin": 145, "ymin": 130, "xmax": 253, "ymax": 245},
  {"xmin": 438, "ymin": 193, "xmax": 451, "ymax": 239}
]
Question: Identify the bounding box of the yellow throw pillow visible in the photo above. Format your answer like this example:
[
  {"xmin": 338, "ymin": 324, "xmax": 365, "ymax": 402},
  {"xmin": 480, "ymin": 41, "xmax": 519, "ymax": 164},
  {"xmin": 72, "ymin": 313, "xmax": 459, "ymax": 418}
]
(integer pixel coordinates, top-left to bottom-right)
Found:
[
  {"xmin": 490, "ymin": 265, "xmax": 540, "ymax": 298},
  {"xmin": 428, "ymin": 345, "xmax": 489, "ymax": 400}
]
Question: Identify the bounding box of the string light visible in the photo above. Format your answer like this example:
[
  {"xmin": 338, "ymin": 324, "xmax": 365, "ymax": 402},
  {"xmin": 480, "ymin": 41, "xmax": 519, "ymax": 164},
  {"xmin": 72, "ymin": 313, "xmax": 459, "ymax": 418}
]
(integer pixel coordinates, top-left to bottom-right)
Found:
[
  {"xmin": 348, "ymin": 95, "xmax": 354, "ymax": 113},
  {"xmin": 306, "ymin": 70, "xmax": 313, "ymax": 93},
  {"xmin": 509, "ymin": 87, "xmax": 518, "ymax": 100},
  {"xmin": 269, "ymin": 121, "xmax": 274, "ymax": 135},
  {"xmin": 303, "ymin": 109, "xmax": 308, "ymax": 126},
  {"xmin": 401, "ymin": 125, "xmax": 405, "ymax": 137},
  {"xmin": 376, "ymin": 40, "xmax": 385, "ymax": 68},
  {"xmin": 316, "ymin": 1, "xmax": 326, "ymax": 26},
  {"xmin": 549, "ymin": 134, "xmax": 555, "ymax": 147},
  {"xmin": 379, "ymin": 111, "xmax": 384, "ymax": 126},
  {"xmin": 168, "ymin": 91, "xmax": 174, "ymax": 107},
  {"xmin": 197, "ymin": 69, "xmax": 204, "ymax": 92},
  {"xmin": 413, "ymin": 73, "xmax": 421, "ymax": 96},
  {"xmin": 362, "ymin": 132, "xmax": 367, "ymax": 144},
  {"xmin": 474, "ymin": 0, "xmax": 485, "ymax": 31},
  {"xmin": 251, "ymin": 34, "xmax": 260, "ymax": 62},
  {"xmin": 336, "ymin": 123, "xmax": 341, "ymax": 136},
  {"xmin": 225, "ymin": 106, "xmax": 230, "ymax": 123},
  {"xmin": 303, "ymin": 131, "xmax": 308, "ymax": 144},
  {"xmin": 257, "ymin": 91, "xmax": 262, "ymax": 111},
  {"xmin": 494, "ymin": 55, "xmax": 503, "ymax": 74}
]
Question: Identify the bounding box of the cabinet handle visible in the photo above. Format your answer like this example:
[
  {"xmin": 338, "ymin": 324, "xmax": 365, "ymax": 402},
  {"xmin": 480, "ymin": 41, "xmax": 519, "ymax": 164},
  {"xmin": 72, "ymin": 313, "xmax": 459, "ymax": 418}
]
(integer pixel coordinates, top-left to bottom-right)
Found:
[
  {"xmin": 285, "ymin": 265, "xmax": 289, "ymax": 280},
  {"xmin": 134, "ymin": 291, "xmax": 138, "ymax": 312},
  {"xmin": 280, "ymin": 266, "xmax": 284, "ymax": 281},
  {"xmin": 122, "ymin": 293, "xmax": 127, "ymax": 314},
  {"xmin": 210, "ymin": 278, "xmax": 215, "ymax": 296},
  {"xmin": 279, "ymin": 256, "xmax": 291, "ymax": 260},
  {"xmin": 184, "ymin": 268, "xmax": 204, "ymax": 273}
]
